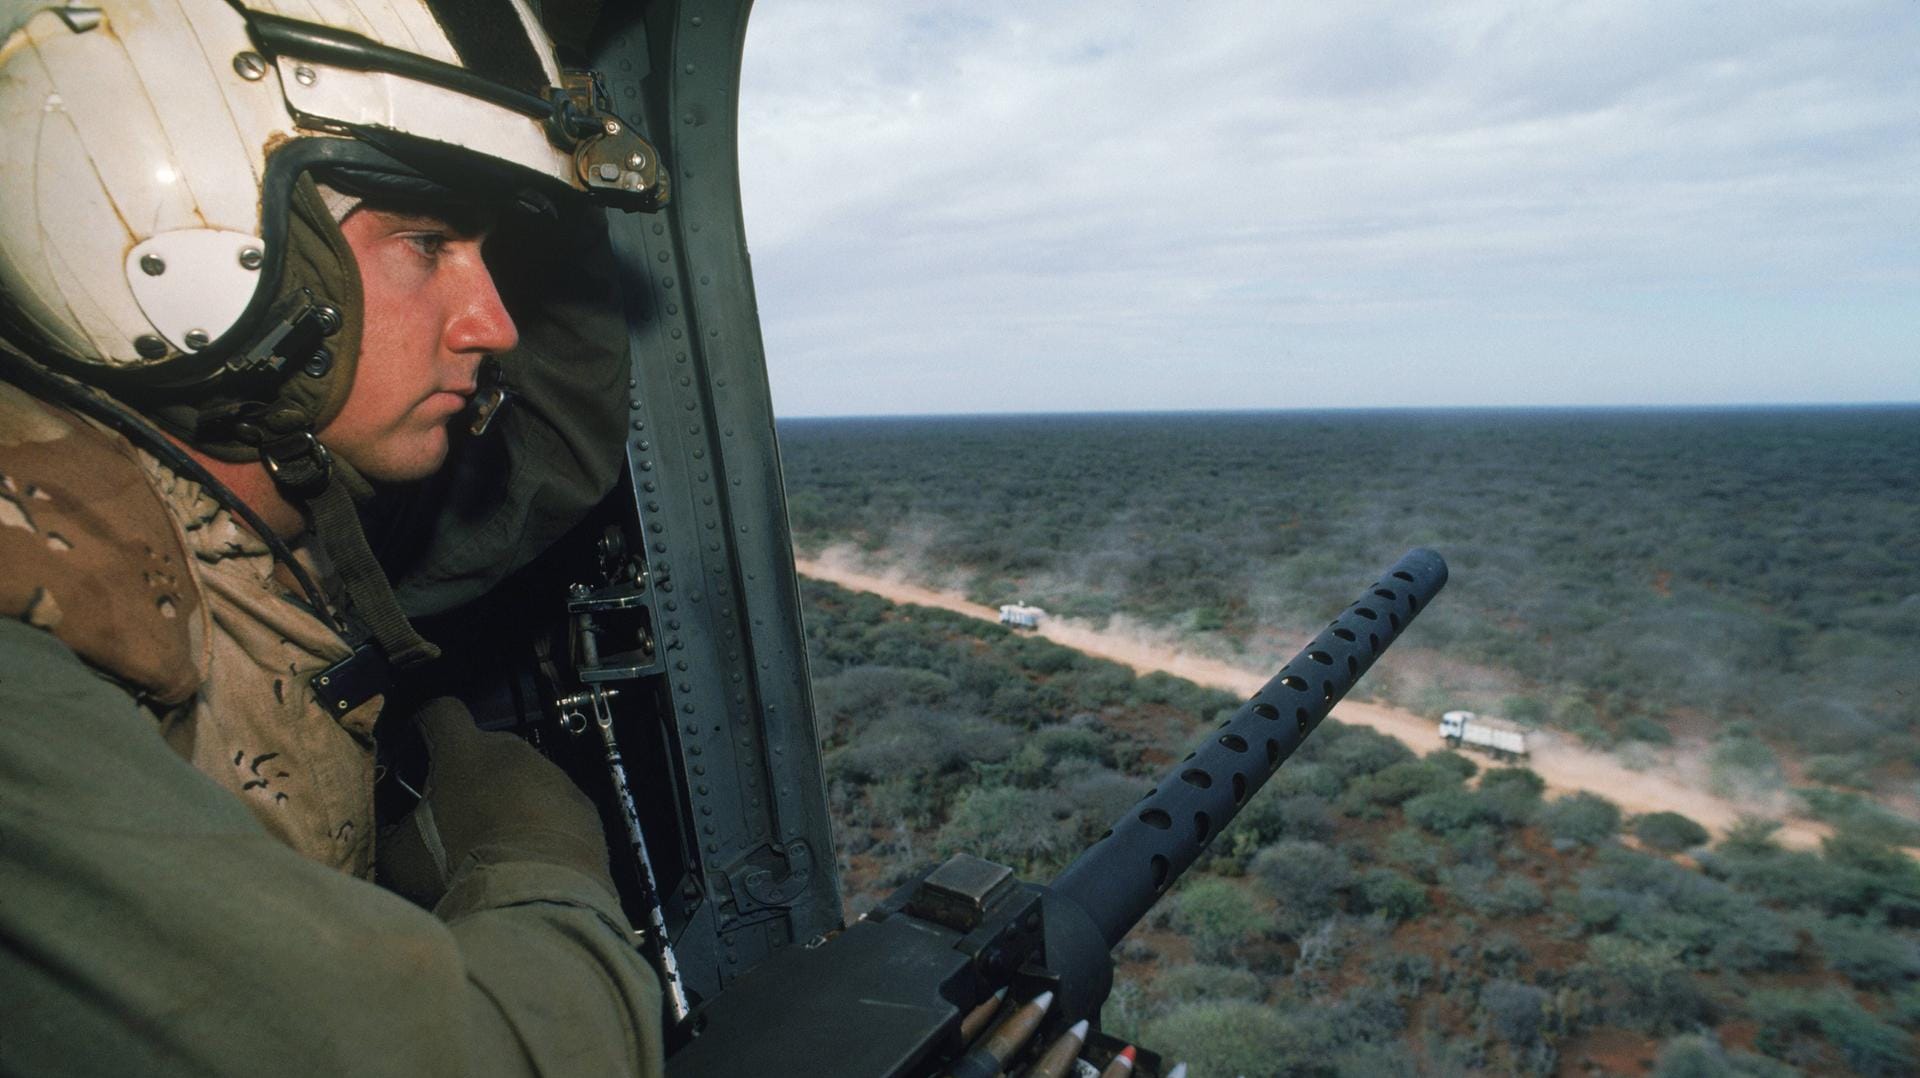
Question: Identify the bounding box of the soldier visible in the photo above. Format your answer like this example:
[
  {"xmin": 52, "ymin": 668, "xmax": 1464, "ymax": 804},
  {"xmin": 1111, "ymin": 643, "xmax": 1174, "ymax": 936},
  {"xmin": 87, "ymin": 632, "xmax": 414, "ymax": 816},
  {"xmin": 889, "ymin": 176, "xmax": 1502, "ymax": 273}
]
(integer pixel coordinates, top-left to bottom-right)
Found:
[{"xmin": 0, "ymin": 0, "xmax": 667, "ymax": 1073}]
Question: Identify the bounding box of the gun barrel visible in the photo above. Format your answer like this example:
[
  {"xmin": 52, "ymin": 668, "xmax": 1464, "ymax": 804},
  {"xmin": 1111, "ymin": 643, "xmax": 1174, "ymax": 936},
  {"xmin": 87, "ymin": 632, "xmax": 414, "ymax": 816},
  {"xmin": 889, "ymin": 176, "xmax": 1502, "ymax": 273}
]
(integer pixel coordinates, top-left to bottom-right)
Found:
[{"xmin": 1050, "ymin": 548, "xmax": 1447, "ymax": 947}]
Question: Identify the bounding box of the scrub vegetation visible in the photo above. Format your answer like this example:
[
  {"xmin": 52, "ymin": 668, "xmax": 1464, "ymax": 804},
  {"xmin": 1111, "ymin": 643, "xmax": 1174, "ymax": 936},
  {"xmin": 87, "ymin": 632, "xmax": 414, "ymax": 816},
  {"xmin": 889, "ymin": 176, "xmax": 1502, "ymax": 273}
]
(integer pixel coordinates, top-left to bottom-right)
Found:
[
  {"xmin": 802, "ymin": 579, "xmax": 1920, "ymax": 1077},
  {"xmin": 780, "ymin": 408, "xmax": 1920, "ymax": 794}
]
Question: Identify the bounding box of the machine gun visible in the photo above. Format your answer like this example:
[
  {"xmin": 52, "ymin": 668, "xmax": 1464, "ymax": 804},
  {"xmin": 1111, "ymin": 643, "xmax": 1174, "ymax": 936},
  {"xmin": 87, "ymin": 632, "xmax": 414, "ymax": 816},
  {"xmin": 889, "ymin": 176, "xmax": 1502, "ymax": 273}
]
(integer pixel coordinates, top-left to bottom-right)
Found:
[
  {"xmin": 665, "ymin": 548, "xmax": 1448, "ymax": 1077},
  {"xmin": 421, "ymin": 509, "xmax": 1442, "ymax": 1075}
]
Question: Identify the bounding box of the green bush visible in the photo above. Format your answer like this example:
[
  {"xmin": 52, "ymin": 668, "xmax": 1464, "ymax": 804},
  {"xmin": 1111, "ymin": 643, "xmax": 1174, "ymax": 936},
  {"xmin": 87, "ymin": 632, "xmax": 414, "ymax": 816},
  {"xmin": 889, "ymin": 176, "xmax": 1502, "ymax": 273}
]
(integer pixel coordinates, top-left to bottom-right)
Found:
[
  {"xmin": 1634, "ymin": 811, "xmax": 1711, "ymax": 852},
  {"xmin": 1480, "ymin": 980, "xmax": 1549, "ymax": 1047},
  {"xmin": 813, "ymin": 665, "xmax": 956, "ymax": 729},
  {"xmin": 1338, "ymin": 759, "xmax": 1463, "ymax": 816},
  {"xmin": 1141, "ymin": 1000, "xmax": 1338, "ymax": 1078},
  {"xmin": 1252, "ymin": 839, "xmax": 1349, "ymax": 934},
  {"xmin": 1709, "ymin": 734, "xmax": 1784, "ymax": 798},
  {"xmin": 987, "ymin": 680, "xmax": 1049, "ymax": 727},
  {"xmin": 1101, "ymin": 978, "xmax": 1150, "ymax": 1047},
  {"xmin": 1811, "ymin": 915, "xmax": 1920, "ymax": 989},
  {"xmin": 1367, "ymin": 950, "xmax": 1435, "ymax": 997},
  {"xmin": 1311, "ymin": 724, "xmax": 1417, "ymax": 781},
  {"xmin": 1719, "ymin": 817, "xmax": 1783, "ymax": 855},
  {"xmin": 1276, "ymin": 794, "xmax": 1337, "ymax": 843},
  {"xmin": 1699, "ymin": 842, "xmax": 1833, "ymax": 910},
  {"xmin": 1441, "ymin": 862, "xmax": 1546, "ymax": 917},
  {"xmin": 1503, "ymin": 695, "xmax": 1549, "ymax": 726},
  {"xmin": 1488, "ymin": 875, "xmax": 1546, "ymax": 916},
  {"xmin": 1383, "ymin": 827, "xmax": 1443, "ymax": 883},
  {"xmin": 1571, "ymin": 936, "xmax": 1712, "ymax": 1034},
  {"xmin": 1332, "ymin": 983, "xmax": 1410, "ymax": 1040},
  {"xmin": 1750, "ymin": 987, "xmax": 1914, "ymax": 1075},
  {"xmin": 1222, "ymin": 787, "xmax": 1289, "ymax": 849},
  {"xmin": 1224, "ymin": 787, "xmax": 1338, "ymax": 852},
  {"xmin": 1006, "ymin": 633, "xmax": 1080, "ymax": 676},
  {"xmin": 1822, "ymin": 833, "xmax": 1920, "ymax": 923},
  {"xmin": 1055, "ymin": 763, "xmax": 1150, "ymax": 846},
  {"xmin": 934, "ymin": 785, "xmax": 1071, "ymax": 874},
  {"xmin": 1443, "ymin": 822, "xmax": 1503, "ymax": 865},
  {"xmin": 865, "ymin": 775, "xmax": 943, "ymax": 829},
  {"xmin": 1000, "ymin": 724, "xmax": 1113, "ymax": 786},
  {"xmin": 1892, "ymin": 983, "xmax": 1920, "ymax": 1028},
  {"xmin": 1404, "ymin": 787, "xmax": 1484, "ymax": 834},
  {"xmin": 1169, "ymin": 877, "xmax": 1269, "ymax": 964},
  {"xmin": 1480, "ymin": 766, "xmax": 1546, "ymax": 798},
  {"xmin": 1477, "ymin": 931, "xmax": 1532, "ymax": 978},
  {"xmin": 1653, "ymin": 1033, "xmax": 1797, "ymax": 1077},
  {"xmin": 1553, "ymin": 695, "xmax": 1600, "ymax": 732},
  {"xmin": 1799, "ymin": 787, "xmax": 1920, "ymax": 846},
  {"xmin": 1622, "ymin": 714, "xmax": 1676, "ymax": 745},
  {"xmin": 1477, "ymin": 767, "xmax": 1546, "ymax": 827},
  {"xmin": 1327, "ymin": 1040, "xmax": 1423, "ymax": 1076},
  {"xmin": 1269, "ymin": 760, "xmax": 1345, "ymax": 800},
  {"xmin": 825, "ymin": 710, "xmax": 1015, "ymax": 784},
  {"xmin": 1701, "ymin": 835, "xmax": 1920, "ymax": 924},
  {"xmin": 1803, "ymin": 752, "xmax": 1873, "ymax": 789},
  {"xmin": 1151, "ymin": 963, "xmax": 1266, "ymax": 1005},
  {"xmin": 1541, "ymin": 792, "xmax": 1623, "ymax": 847},
  {"xmin": 1427, "ymin": 749, "xmax": 1479, "ymax": 781},
  {"xmin": 1354, "ymin": 867, "xmax": 1429, "ymax": 922},
  {"xmin": 1571, "ymin": 847, "xmax": 1801, "ymax": 971}
]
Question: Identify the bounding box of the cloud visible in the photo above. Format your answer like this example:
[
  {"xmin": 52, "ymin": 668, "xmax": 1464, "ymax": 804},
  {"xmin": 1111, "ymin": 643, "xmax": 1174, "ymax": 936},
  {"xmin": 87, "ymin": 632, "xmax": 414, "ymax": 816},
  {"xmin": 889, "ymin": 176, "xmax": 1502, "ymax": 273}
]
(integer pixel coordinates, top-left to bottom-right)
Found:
[{"xmin": 739, "ymin": 1, "xmax": 1920, "ymax": 415}]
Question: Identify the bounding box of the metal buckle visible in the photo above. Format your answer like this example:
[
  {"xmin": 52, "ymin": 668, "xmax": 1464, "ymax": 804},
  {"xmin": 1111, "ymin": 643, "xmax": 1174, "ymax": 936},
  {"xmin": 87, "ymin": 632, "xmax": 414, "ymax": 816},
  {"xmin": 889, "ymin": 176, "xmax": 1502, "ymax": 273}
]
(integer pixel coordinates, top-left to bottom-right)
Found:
[
  {"xmin": 229, "ymin": 290, "xmax": 343, "ymax": 375},
  {"xmin": 551, "ymin": 70, "xmax": 670, "ymax": 211},
  {"xmin": 260, "ymin": 431, "xmax": 333, "ymax": 495}
]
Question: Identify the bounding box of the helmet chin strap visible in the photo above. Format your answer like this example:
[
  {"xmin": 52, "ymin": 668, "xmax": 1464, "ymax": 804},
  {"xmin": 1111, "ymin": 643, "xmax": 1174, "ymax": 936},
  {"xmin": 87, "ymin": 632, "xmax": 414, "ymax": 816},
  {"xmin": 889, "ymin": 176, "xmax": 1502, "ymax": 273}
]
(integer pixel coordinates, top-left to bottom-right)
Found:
[{"xmin": 246, "ymin": 425, "xmax": 441, "ymax": 671}]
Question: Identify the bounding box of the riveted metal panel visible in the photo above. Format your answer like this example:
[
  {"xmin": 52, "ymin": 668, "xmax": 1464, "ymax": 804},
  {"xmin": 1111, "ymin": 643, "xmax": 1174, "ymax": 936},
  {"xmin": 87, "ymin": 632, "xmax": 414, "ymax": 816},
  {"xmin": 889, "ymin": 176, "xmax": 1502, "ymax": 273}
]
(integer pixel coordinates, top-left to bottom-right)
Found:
[{"xmin": 588, "ymin": 0, "xmax": 841, "ymax": 1006}]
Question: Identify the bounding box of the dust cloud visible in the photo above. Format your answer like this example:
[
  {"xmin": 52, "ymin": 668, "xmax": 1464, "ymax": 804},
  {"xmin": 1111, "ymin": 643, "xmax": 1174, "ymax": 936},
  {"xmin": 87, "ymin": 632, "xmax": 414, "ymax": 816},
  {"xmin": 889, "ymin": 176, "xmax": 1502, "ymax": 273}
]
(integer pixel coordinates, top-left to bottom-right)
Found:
[{"xmin": 796, "ymin": 550, "xmax": 1843, "ymax": 852}]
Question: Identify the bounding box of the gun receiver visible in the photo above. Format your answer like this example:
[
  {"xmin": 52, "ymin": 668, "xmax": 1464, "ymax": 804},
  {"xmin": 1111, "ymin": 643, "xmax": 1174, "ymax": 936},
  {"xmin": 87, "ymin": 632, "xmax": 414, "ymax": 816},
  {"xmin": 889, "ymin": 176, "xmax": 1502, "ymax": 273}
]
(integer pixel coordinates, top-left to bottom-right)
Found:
[{"xmin": 667, "ymin": 549, "xmax": 1448, "ymax": 1078}]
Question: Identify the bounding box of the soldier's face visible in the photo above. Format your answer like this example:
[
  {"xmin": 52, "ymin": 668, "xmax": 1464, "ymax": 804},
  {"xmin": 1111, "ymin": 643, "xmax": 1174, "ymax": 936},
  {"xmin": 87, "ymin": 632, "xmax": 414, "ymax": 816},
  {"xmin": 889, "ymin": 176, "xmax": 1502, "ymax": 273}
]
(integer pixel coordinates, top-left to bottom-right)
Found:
[{"xmin": 321, "ymin": 204, "xmax": 517, "ymax": 481}]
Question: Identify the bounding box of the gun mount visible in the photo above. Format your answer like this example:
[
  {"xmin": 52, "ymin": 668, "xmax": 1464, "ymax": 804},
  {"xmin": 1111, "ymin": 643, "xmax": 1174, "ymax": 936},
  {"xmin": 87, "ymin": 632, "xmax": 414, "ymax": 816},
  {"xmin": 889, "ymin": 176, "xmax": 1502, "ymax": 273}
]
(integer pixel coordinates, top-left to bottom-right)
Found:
[{"xmin": 667, "ymin": 548, "xmax": 1448, "ymax": 1078}]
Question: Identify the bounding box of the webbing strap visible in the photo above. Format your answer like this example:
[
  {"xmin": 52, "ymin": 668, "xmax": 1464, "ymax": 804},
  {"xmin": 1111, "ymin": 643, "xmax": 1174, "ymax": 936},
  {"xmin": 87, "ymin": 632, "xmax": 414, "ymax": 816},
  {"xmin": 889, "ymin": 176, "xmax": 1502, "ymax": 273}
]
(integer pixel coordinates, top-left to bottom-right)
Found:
[{"xmin": 263, "ymin": 437, "xmax": 441, "ymax": 670}]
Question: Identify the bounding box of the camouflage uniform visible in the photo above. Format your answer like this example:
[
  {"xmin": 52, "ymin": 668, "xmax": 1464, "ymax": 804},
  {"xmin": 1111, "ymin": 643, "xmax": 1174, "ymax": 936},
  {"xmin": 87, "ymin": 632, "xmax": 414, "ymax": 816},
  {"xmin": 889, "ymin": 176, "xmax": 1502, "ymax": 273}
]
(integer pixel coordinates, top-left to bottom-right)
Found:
[{"xmin": 0, "ymin": 277, "xmax": 665, "ymax": 1074}]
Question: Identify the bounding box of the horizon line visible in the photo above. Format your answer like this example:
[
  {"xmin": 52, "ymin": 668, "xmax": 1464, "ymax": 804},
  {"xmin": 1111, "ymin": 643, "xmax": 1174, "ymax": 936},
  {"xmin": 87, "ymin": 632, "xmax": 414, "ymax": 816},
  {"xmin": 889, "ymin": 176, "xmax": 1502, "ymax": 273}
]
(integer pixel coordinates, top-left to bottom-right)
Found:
[{"xmin": 774, "ymin": 400, "xmax": 1920, "ymax": 422}]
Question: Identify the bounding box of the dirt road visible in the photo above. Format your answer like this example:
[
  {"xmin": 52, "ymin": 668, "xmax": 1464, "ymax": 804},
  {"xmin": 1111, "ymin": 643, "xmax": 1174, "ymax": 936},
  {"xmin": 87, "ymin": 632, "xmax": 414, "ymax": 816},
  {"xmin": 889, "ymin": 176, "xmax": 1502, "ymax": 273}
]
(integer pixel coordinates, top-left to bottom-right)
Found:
[{"xmin": 796, "ymin": 556, "xmax": 1835, "ymax": 851}]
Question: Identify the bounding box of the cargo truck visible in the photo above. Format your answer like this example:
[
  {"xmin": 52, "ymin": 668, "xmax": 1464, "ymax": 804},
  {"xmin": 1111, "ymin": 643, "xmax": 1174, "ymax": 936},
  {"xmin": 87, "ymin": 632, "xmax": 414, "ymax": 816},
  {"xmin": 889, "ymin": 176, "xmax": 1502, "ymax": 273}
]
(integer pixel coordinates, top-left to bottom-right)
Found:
[
  {"xmin": 1439, "ymin": 710, "xmax": 1529, "ymax": 760},
  {"xmin": 999, "ymin": 603, "xmax": 1046, "ymax": 629}
]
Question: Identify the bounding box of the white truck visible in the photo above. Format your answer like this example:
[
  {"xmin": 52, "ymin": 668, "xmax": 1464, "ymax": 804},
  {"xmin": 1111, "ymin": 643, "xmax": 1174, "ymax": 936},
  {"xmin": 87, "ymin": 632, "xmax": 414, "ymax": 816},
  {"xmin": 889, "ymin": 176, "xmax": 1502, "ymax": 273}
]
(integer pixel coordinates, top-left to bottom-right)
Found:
[
  {"xmin": 1439, "ymin": 710, "xmax": 1529, "ymax": 760},
  {"xmin": 998, "ymin": 603, "xmax": 1046, "ymax": 630}
]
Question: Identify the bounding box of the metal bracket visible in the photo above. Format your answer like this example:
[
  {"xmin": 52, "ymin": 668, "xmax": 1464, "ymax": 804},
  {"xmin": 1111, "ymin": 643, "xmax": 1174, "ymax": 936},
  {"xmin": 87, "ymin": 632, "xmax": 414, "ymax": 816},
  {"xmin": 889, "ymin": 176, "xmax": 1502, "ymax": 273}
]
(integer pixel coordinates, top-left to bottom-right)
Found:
[
  {"xmin": 721, "ymin": 840, "xmax": 817, "ymax": 910},
  {"xmin": 567, "ymin": 526, "xmax": 666, "ymax": 682},
  {"xmin": 555, "ymin": 686, "xmax": 693, "ymax": 1023},
  {"xmin": 310, "ymin": 640, "xmax": 391, "ymax": 716}
]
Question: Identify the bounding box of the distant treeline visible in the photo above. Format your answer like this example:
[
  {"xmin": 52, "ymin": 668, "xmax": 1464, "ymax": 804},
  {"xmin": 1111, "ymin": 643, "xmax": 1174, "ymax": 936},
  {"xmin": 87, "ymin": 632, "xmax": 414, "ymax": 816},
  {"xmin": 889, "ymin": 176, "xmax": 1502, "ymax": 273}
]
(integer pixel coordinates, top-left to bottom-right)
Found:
[{"xmin": 779, "ymin": 408, "xmax": 1920, "ymax": 773}]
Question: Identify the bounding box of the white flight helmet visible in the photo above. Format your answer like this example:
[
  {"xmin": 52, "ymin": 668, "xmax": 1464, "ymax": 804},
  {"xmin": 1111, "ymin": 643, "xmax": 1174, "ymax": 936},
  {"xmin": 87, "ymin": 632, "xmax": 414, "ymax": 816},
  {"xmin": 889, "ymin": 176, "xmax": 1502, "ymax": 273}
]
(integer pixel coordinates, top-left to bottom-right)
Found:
[{"xmin": 0, "ymin": 0, "xmax": 664, "ymax": 389}]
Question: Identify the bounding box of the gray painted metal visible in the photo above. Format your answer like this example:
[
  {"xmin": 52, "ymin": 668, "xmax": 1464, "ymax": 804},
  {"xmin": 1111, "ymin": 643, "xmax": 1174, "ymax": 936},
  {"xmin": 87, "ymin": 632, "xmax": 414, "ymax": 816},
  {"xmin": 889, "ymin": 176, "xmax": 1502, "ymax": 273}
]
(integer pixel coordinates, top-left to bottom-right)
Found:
[{"xmin": 587, "ymin": 0, "xmax": 842, "ymax": 1005}]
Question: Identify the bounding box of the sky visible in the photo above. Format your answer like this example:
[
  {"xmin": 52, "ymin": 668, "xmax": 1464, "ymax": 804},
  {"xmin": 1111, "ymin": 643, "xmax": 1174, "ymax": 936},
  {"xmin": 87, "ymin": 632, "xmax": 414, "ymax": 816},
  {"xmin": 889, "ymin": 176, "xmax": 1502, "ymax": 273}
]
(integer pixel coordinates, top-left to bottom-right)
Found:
[{"xmin": 736, "ymin": 1, "xmax": 1920, "ymax": 417}]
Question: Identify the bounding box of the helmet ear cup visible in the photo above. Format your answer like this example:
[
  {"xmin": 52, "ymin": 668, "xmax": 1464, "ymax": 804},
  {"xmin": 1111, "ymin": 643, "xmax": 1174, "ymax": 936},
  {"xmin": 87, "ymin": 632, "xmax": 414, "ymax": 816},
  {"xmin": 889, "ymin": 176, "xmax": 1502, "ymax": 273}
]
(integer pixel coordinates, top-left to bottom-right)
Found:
[
  {"xmin": 138, "ymin": 174, "xmax": 364, "ymax": 463},
  {"xmin": 271, "ymin": 175, "xmax": 364, "ymax": 437}
]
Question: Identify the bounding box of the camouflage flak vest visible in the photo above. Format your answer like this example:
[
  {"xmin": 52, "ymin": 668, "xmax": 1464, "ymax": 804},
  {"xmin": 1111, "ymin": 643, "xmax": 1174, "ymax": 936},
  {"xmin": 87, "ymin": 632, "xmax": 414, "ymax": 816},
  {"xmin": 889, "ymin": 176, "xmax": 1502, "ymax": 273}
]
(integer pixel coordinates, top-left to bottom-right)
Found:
[{"xmin": 0, "ymin": 382, "xmax": 383, "ymax": 877}]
